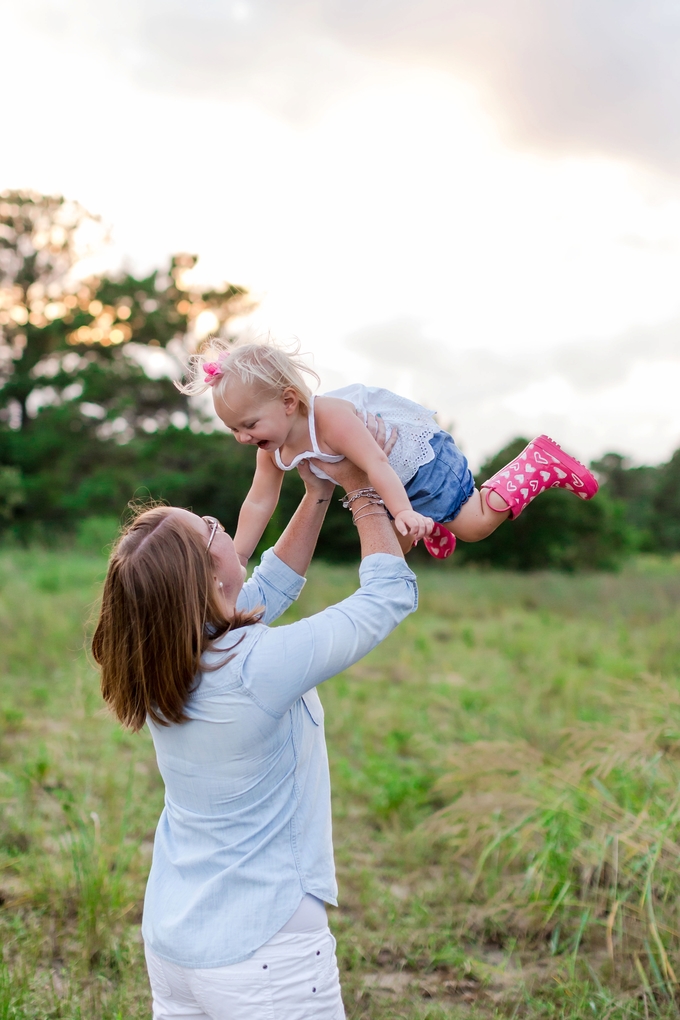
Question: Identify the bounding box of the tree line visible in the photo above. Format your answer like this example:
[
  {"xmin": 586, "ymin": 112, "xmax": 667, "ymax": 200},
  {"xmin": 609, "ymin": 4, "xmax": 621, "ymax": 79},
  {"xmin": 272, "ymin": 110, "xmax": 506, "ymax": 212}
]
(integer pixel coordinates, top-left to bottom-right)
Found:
[{"xmin": 0, "ymin": 190, "xmax": 677, "ymax": 569}]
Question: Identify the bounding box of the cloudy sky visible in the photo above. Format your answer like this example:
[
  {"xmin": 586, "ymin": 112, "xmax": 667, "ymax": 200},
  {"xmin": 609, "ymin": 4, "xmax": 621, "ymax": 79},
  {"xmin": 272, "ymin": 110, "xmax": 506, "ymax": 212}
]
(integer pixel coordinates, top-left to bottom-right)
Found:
[{"xmin": 2, "ymin": 0, "xmax": 680, "ymax": 467}]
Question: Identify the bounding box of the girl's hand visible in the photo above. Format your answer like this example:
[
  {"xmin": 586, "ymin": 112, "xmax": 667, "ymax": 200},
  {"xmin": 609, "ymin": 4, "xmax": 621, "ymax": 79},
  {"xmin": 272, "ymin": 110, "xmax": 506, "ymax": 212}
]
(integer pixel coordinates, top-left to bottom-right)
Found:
[
  {"xmin": 394, "ymin": 509, "xmax": 433, "ymax": 541},
  {"xmin": 297, "ymin": 459, "xmax": 335, "ymax": 503}
]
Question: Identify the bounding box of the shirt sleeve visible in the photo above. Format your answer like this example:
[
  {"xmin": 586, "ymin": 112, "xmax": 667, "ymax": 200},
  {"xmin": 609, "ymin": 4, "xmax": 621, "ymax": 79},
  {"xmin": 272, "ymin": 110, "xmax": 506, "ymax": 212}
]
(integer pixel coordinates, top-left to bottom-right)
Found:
[
  {"xmin": 239, "ymin": 553, "xmax": 418, "ymax": 717},
  {"xmin": 235, "ymin": 548, "xmax": 307, "ymax": 625}
]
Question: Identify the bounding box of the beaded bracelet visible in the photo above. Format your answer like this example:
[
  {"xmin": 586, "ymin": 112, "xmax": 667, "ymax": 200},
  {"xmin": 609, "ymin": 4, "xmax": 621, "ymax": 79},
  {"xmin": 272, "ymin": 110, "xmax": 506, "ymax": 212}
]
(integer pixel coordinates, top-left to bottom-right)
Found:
[
  {"xmin": 339, "ymin": 486, "xmax": 389, "ymax": 525},
  {"xmin": 340, "ymin": 487, "xmax": 385, "ymax": 510}
]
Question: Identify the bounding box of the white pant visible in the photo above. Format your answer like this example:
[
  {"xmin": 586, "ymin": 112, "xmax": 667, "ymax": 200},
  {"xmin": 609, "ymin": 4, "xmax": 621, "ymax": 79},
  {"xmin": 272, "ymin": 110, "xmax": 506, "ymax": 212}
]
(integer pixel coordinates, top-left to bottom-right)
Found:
[{"xmin": 145, "ymin": 929, "xmax": 346, "ymax": 1020}]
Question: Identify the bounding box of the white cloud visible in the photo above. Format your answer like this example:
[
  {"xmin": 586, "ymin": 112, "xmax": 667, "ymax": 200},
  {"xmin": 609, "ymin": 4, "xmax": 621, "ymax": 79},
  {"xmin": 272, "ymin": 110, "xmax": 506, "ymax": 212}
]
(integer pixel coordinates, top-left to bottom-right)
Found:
[{"xmin": 12, "ymin": 0, "xmax": 680, "ymax": 173}]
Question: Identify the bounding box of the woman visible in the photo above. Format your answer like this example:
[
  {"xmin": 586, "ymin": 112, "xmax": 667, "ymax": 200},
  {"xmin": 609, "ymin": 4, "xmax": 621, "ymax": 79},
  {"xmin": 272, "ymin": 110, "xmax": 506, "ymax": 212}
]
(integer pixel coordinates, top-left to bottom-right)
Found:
[{"xmin": 92, "ymin": 453, "xmax": 417, "ymax": 1020}]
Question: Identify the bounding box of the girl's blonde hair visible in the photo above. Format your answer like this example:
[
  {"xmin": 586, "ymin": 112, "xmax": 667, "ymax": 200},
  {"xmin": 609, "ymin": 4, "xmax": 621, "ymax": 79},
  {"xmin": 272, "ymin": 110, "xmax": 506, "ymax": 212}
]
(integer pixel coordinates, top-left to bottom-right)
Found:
[{"xmin": 178, "ymin": 336, "xmax": 319, "ymax": 415}]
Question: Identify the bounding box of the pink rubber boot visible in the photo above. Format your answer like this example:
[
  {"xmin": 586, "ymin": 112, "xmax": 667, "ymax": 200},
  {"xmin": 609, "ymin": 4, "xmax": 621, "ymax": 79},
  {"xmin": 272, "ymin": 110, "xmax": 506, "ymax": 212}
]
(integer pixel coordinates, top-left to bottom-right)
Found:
[
  {"xmin": 482, "ymin": 435, "xmax": 599, "ymax": 519},
  {"xmin": 424, "ymin": 522, "xmax": 456, "ymax": 559}
]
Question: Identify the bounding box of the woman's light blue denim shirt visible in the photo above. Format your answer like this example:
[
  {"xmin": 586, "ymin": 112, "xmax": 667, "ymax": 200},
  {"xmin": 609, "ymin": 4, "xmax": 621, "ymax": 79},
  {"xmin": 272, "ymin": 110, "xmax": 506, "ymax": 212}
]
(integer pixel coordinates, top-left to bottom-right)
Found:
[{"xmin": 141, "ymin": 549, "xmax": 418, "ymax": 969}]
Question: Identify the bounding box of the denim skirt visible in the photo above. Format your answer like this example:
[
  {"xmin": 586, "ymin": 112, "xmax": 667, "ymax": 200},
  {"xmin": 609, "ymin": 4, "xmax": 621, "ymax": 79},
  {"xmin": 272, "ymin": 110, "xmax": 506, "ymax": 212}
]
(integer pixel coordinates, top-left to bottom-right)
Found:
[{"xmin": 405, "ymin": 430, "xmax": 476, "ymax": 523}]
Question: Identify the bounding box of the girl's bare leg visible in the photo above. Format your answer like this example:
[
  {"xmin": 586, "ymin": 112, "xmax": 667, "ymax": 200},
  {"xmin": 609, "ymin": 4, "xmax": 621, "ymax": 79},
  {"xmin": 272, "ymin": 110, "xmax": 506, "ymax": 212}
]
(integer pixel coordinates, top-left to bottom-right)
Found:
[
  {"xmin": 443, "ymin": 488, "xmax": 511, "ymax": 543},
  {"xmin": 393, "ymin": 490, "xmax": 509, "ymax": 551}
]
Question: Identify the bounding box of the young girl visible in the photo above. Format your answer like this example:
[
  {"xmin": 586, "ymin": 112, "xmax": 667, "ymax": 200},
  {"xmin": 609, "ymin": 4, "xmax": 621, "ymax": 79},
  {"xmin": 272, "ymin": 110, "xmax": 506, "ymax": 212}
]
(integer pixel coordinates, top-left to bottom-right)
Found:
[{"xmin": 184, "ymin": 339, "xmax": 598, "ymax": 563}]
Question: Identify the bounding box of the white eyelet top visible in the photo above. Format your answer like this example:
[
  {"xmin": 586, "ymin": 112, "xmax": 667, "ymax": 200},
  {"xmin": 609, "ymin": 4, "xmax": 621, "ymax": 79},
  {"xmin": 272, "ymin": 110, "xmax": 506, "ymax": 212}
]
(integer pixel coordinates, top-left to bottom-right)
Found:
[{"xmin": 274, "ymin": 386, "xmax": 441, "ymax": 485}]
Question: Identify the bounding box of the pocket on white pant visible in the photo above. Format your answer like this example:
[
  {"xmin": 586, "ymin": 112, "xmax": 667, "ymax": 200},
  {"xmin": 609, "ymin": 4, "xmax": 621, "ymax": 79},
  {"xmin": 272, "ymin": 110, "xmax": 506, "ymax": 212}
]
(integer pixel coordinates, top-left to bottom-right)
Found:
[
  {"xmin": 270, "ymin": 931, "xmax": 343, "ymax": 1020},
  {"xmin": 192, "ymin": 961, "xmax": 275, "ymax": 1020}
]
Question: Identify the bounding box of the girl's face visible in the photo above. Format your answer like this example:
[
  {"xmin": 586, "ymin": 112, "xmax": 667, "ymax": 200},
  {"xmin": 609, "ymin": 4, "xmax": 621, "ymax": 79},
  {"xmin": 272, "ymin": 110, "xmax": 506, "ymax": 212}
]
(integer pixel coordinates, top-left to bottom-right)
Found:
[{"xmin": 214, "ymin": 382, "xmax": 301, "ymax": 452}]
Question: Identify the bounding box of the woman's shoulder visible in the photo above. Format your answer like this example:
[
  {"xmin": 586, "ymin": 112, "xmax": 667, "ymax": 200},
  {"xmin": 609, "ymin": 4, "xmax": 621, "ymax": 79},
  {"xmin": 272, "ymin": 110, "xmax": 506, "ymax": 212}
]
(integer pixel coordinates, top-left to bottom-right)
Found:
[{"xmin": 191, "ymin": 623, "xmax": 268, "ymax": 700}]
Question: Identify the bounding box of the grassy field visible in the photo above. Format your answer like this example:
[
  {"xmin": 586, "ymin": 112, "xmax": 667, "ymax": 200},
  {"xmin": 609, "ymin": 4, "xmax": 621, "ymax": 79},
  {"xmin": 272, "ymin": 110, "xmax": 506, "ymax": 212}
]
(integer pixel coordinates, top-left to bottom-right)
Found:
[{"xmin": 2, "ymin": 548, "xmax": 680, "ymax": 1018}]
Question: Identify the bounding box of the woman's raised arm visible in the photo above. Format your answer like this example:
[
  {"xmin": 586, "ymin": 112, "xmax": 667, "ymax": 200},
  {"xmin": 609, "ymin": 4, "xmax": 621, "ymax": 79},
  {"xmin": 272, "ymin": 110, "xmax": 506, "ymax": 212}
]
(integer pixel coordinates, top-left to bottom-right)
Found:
[
  {"xmin": 239, "ymin": 457, "xmax": 415, "ymax": 715},
  {"xmin": 319, "ymin": 457, "xmax": 404, "ymax": 561},
  {"xmin": 271, "ymin": 461, "xmax": 335, "ymax": 577}
]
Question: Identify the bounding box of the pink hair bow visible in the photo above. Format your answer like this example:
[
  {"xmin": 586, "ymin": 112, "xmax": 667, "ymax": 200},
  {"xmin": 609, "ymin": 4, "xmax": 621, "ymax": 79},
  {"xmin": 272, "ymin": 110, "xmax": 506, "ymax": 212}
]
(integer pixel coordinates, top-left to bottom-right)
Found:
[{"xmin": 203, "ymin": 351, "xmax": 230, "ymax": 386}]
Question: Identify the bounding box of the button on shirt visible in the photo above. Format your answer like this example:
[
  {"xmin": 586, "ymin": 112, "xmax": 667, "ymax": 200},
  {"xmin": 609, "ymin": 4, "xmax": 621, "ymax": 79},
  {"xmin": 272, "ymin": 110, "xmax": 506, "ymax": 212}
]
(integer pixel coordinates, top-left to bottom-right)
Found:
[{"xmin": 142, "ymin": 549, "xmax": 418, "ymax": 969}]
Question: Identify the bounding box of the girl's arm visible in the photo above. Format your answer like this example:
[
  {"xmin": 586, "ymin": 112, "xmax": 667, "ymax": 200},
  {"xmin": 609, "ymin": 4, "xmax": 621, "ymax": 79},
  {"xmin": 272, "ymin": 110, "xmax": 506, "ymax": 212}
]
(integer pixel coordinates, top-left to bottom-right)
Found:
[
  {"xmin": 236, "ymin": 461, "xmax": 334, "ymax": 621},
  {"xmin": 315, "ymin": 397, "xmax": 432, "ymax": 540},
  {"xmin": 233, "ymin": 450, "xmax": 285, "ymax": 566}
]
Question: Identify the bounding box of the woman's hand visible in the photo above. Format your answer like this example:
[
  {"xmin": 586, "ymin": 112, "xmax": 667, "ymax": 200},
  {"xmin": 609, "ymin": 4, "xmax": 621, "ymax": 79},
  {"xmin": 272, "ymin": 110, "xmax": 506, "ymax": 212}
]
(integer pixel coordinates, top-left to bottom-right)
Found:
[
  {"xmin": 356, "ymin": 409, "xmax": 398, "ymax": 457},
  {"xmin": 313, "ymin": 458, "xmax": 371, "ymax": 495},
  {"xmin": 296, "ymin": 459, "xmax": 335, "ymax": 503}
]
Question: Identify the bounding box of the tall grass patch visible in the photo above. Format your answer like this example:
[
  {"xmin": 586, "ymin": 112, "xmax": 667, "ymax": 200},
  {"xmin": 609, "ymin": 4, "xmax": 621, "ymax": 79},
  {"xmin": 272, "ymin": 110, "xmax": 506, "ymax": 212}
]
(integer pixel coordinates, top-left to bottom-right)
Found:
[{"xmin": 1, "ymin": 549, "xmax": 680, "ymax": 1017}]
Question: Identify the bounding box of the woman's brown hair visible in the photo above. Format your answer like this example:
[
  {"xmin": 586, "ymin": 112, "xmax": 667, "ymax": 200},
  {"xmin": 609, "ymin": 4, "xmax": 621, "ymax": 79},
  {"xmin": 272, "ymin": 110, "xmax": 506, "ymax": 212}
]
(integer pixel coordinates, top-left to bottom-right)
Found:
[{"xmin": 92, "ymin": 506, "xmax": 261, "ymax": 732}]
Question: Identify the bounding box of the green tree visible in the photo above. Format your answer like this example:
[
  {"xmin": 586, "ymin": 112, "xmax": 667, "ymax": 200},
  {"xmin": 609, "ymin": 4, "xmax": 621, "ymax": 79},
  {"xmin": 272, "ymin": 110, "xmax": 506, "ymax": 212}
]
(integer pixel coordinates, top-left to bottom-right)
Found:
[
  {"xmin": 651, "ymin": 448, "xmax": 680, "ymax": 551},
  {"xmin": 590, "ymin": 452, "xmax": 660, "ymax": 548},
  {"xmin": 0, "ymin": 190, "xmax": 250, "ymax": 436},
  {"xmin": 0, "ymin": 190, "xmax": 665, "ymax": 569},
  {"xmin": 0, "ymin": 190, "xmax": 251, "ymax": 535}
]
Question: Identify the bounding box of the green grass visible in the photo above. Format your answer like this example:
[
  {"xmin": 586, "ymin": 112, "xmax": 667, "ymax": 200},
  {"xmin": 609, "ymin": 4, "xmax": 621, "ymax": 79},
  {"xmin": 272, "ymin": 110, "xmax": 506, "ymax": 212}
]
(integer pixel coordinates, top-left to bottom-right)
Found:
[{"xmin": 2, "ymin": 549, "xmax": 680, "ymax": 1017}]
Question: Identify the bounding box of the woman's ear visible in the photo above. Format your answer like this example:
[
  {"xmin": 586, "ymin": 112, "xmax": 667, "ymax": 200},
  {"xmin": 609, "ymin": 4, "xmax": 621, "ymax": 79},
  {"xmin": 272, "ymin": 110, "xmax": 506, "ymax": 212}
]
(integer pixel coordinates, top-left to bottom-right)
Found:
[{"xmin": 282, "ymin": 387, "xmax": 301, "ymax": 416}]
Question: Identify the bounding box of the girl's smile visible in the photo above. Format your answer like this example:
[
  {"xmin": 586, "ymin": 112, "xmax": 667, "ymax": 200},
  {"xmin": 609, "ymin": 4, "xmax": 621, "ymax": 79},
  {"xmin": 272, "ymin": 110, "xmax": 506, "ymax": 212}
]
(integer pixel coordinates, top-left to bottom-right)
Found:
[{"xmin": 214, "ymin": 382, "xmax": 305, "ymax": 454}]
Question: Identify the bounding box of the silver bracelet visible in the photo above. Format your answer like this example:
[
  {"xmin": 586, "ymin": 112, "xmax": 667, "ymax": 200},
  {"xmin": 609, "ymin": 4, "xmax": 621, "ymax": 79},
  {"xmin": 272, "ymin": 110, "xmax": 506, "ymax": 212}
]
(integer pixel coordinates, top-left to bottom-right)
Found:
[
  {"xmin": 352, "ymin": 508, "xmax": 390, "ymax": 524},
  {"xmin": 340, "ymin": 488, "xmax": 384, "ymax": 509}
]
